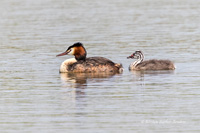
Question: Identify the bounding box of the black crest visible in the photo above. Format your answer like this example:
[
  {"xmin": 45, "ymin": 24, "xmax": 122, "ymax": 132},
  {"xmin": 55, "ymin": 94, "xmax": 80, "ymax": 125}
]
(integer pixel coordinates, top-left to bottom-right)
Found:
[{"xmin": 67, "ymin": 42, "xmax": 83, "ymax": 51}]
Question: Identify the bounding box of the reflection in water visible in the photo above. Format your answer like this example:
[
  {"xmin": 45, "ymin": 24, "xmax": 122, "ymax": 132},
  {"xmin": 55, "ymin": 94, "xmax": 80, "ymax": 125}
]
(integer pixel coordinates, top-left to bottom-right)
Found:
[
  {"xmin": 60, "ymin": 72, "xmax": 118, "ymax": 88},
  {"xmin": 60, "ymin": 72, "xmax": 119, "ymax": 100},
  {"xmin": 130, "ymin": 70, "xmax": 175, "ymax": 87},
  {"xmin": 59, "ymin": 72, "xmax": 120, "ymax": 120},
  {"xmin": 131, "ymin": 70, "xmax": 175, "ymax": 77}
]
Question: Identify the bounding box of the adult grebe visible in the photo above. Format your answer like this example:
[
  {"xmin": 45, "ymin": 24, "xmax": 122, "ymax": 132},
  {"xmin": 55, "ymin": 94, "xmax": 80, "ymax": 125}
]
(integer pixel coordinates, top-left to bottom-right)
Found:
[
  {"xmin": 127, "ymin": 50, "xmax": 175, "ymax": 71},
  {"xmin": 57, "ymin": 42, "xmax": 123, "ymax": 73}
]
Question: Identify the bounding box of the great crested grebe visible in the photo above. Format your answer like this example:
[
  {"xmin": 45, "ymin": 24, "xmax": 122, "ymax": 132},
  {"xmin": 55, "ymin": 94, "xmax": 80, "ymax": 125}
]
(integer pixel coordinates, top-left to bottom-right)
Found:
[
  {"xmin": 57, "ymin": 42, "xmax": 123, "ymax": 73},
  {"xmin": 127, "ymin": 50, "xmax": 175, "ymax": 71}
]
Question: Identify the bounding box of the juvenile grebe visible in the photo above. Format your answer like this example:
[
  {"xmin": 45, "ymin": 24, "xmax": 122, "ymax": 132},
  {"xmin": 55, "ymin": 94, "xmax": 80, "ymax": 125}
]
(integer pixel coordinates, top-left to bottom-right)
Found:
[
  {"xmin": 57, "ymin": 42, "xmax": 123, "ymax": 73},
  {"xmin": 127, "ymin": 50, "xmax": 175, "ymax": 71}
]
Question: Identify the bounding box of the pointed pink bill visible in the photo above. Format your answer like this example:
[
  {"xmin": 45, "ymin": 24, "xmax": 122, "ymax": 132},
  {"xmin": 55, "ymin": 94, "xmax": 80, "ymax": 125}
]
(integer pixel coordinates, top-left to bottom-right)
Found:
[
  {"xmin": 127, "ymin": 54, "xmax": 134, "ymax": 59},
  {"xmin": 56, "ymin": 51, "xmax": 68, "ymax": 57}
]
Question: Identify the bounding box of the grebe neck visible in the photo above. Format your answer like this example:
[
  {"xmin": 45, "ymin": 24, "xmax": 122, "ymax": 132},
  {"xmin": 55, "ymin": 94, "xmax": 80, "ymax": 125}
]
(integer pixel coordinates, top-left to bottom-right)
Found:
[
  {"xmin": 137, "ymin": 51, "xmax": 144, "ymax": 63},
  {"xmin": 130, "ymin": 51, "xmax": 144, "ymax": 69},
  {"xmin": 75, "ymin": 52, "xmax": 86, "ymax": 61},
  {"xmin": 74, "ymin": 45, "xmax": 87, "ymax": 61}
]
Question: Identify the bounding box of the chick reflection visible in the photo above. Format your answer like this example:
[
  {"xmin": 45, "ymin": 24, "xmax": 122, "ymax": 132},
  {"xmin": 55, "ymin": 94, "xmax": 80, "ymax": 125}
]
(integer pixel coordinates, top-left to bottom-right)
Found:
[
  {"xmin": 131, "ymin": 70, "xmax": 175, "ymax": 76},
  {"xmin": 130, "ymin": 70, "xmax": 175, "ymax": 82}
]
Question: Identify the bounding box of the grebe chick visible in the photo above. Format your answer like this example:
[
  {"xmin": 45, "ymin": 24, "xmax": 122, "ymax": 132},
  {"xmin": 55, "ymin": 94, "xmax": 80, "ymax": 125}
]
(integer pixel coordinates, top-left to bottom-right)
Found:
[
  {"xmin": 127, "ymin": 50, "xmax": 175, "ymax": 71},
  {"xmin": 57, "ymin": 42, "xmax": 123, "ymax": 73}
]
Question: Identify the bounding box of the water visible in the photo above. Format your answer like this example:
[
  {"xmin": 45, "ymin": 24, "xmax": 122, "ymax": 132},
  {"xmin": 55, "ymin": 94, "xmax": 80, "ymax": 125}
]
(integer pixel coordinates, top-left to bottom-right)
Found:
[{"xmin": 1, "ymin": 0, "xmax": 200, "ymax": 132}]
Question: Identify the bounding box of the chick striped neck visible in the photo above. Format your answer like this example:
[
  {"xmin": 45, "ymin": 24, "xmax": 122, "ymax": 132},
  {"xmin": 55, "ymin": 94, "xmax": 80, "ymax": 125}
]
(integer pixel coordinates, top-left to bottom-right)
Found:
[{"xmin": 131, "ymin": 51, "xmax": 144, "ymax": 68}]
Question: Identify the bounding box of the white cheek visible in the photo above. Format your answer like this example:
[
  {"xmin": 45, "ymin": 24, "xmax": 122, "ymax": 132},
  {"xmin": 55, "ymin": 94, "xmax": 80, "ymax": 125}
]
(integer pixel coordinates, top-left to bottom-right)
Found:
[{"xmin": 68, "ymin": 48, "xmax": 75, "ymax": 55}]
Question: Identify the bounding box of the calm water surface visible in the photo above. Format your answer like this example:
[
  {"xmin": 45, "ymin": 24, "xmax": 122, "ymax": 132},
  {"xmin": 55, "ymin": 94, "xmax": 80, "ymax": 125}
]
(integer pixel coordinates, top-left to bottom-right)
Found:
[{"xmin": 1, "ymin": 0, "xmax": 200, "ymax": 132}]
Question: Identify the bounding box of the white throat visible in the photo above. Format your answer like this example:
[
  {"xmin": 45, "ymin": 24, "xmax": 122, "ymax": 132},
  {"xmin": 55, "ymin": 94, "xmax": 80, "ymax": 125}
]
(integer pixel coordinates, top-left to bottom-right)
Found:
[
  {"xmin": 59, "ymin": 58, "xmax": 77, "ymax": 73},
  {"xmin": 129, "ymin": 52, "xmax": 144, "ymax": 70}
]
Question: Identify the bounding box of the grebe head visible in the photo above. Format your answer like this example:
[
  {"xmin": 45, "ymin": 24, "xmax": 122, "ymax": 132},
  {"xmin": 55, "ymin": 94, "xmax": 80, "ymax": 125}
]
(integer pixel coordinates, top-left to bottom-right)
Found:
[
  {"xmin": 127, "ymin": 50, "xmax": 141, "ymax": 59},
  {"xmin": 127, "ymin": 50, "xmax": 144, "ymax": 59},
  {"xmin": 57, "ymin": 42, "xmax": 87, "ymax": 61},
  {"xmin": 127, "ymin": 53, "xmax": 135, "ymax": 59}
]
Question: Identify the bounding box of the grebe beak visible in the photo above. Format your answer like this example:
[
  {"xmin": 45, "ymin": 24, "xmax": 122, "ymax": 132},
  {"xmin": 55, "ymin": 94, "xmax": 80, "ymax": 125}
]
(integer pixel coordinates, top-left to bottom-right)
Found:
[
  {"xmin": 127, "ymin": 54, "xmax": 134, "ymax": 59},
  {"xmin": 56, "ymin": 49, "xmax": 71, "ymax": 57}
]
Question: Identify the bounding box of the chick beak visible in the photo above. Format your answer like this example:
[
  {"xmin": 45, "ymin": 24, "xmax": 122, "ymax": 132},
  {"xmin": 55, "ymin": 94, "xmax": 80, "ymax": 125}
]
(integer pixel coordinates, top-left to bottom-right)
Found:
[{"xmin": 127, "ymin": 54, "xmax": 134, "ymax": 59}]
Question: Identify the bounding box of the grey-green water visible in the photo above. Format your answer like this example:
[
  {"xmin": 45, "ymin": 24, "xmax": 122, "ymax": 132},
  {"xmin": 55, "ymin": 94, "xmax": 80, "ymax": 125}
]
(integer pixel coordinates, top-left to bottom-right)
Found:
[{"xmin": 1, "ymin": 0, "xmax": 200, "ymax": 132}]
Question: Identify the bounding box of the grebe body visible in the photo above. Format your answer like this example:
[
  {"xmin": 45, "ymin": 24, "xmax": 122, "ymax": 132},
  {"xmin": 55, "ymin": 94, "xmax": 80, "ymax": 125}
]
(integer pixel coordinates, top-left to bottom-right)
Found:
[
  {"xmin": 57, "ymin": 42, "xmax": 123, "ymax": 73},
  {"xmin": 127, "ymin": 51, "xmax": 175, "ymax": 71}
]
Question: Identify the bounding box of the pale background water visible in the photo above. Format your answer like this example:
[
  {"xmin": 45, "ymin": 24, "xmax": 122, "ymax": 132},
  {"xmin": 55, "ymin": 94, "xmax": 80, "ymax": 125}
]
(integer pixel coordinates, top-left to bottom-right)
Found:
[{"xmin": 0, "ymin": 0, "xmax": 200, "ymax": 132}]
